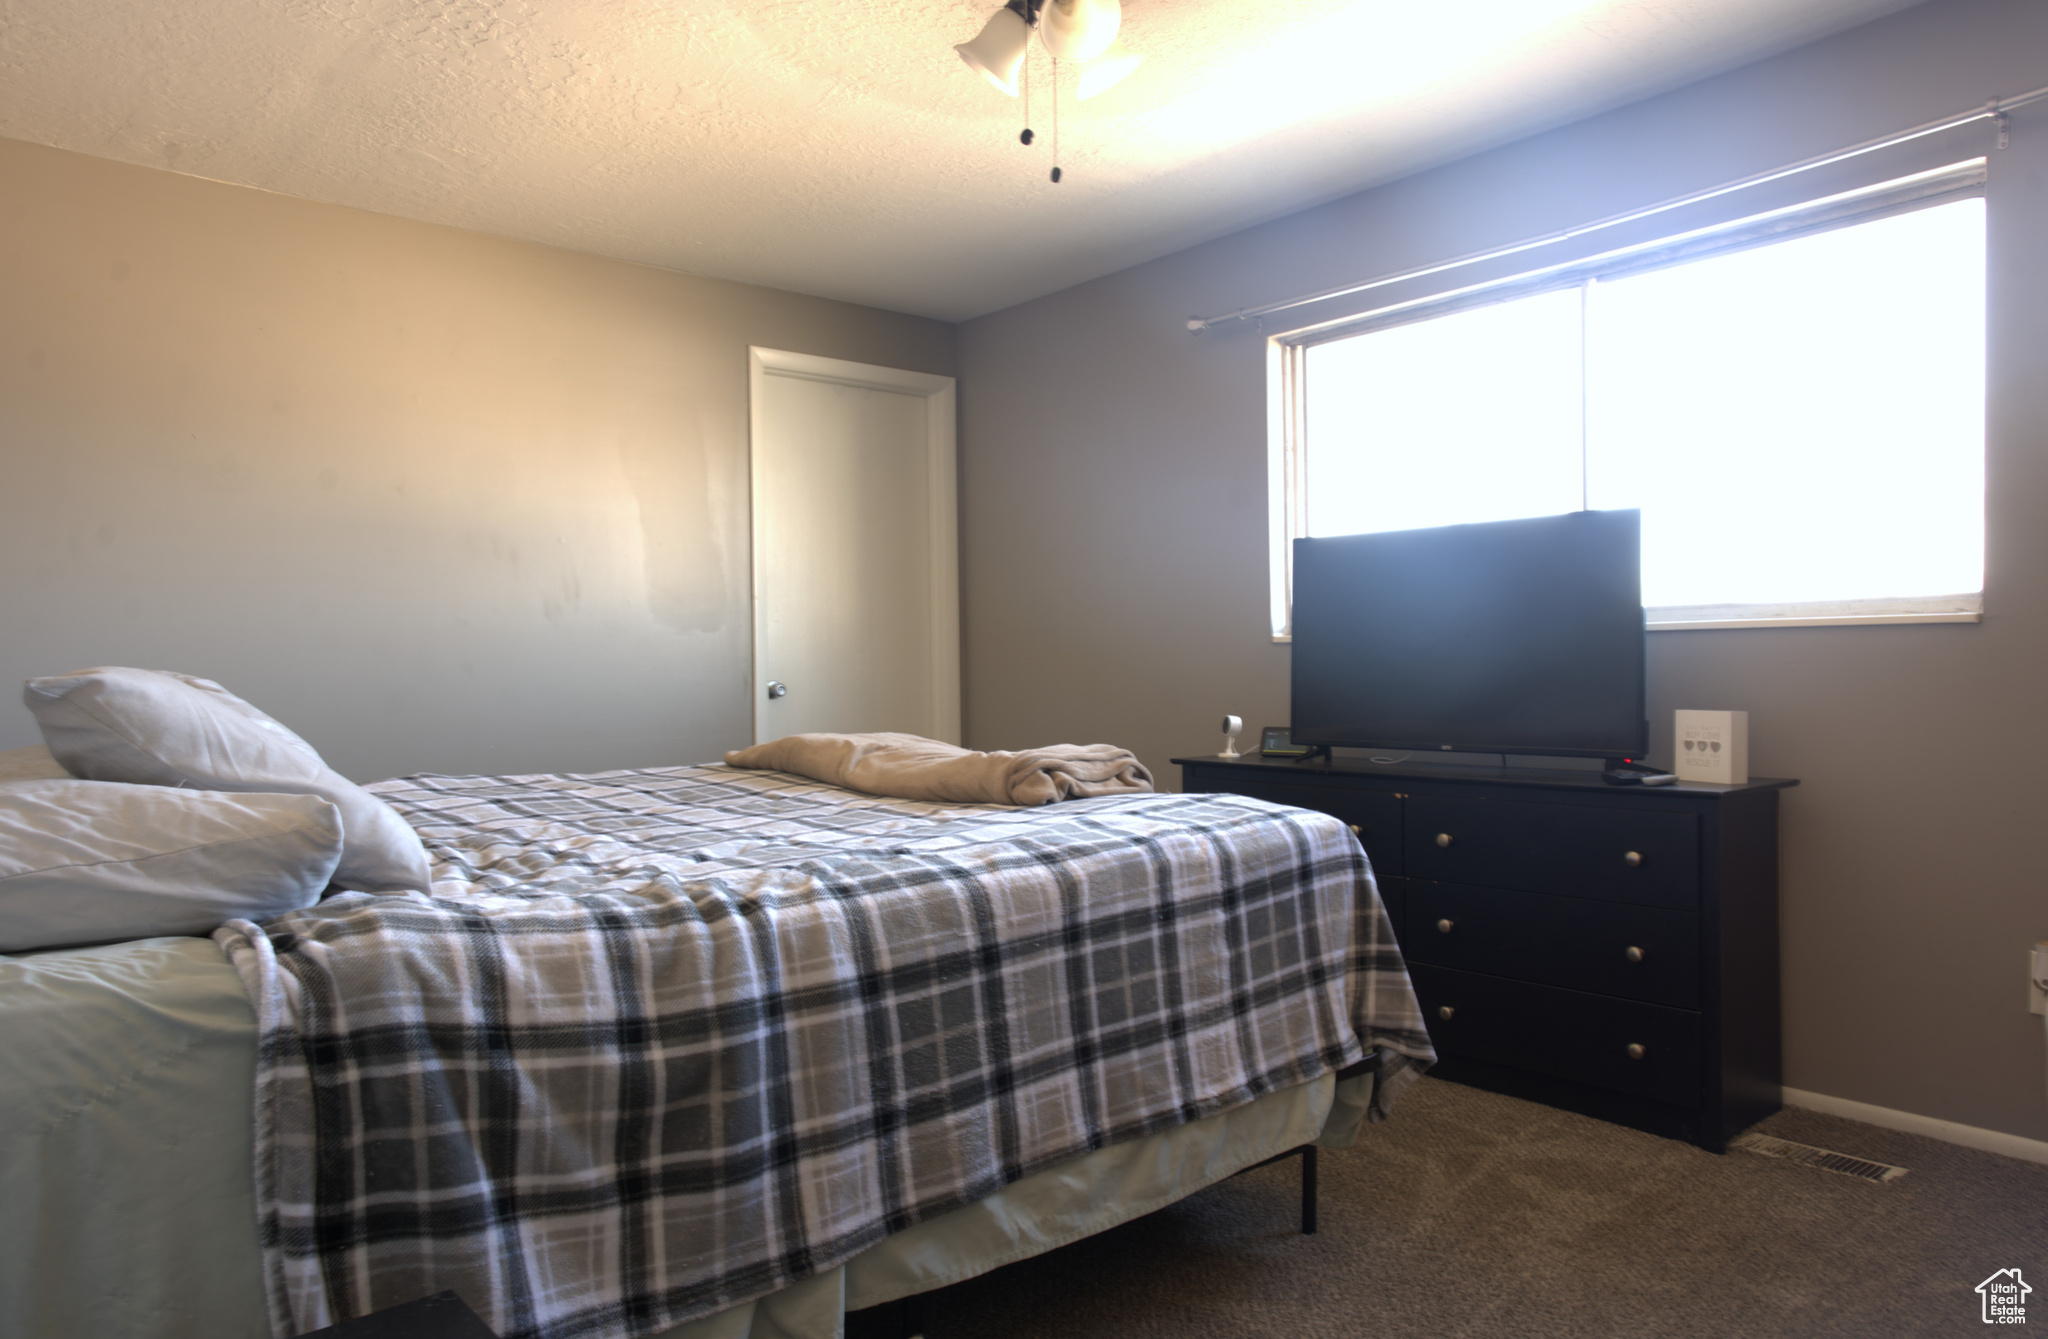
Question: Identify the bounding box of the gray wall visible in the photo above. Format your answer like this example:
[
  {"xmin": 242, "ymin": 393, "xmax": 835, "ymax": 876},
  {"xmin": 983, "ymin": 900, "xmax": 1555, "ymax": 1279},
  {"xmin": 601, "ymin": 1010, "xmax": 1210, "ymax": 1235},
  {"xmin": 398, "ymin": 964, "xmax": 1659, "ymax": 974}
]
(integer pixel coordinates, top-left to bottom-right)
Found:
[
  {"xmin": 958, "ymin": 0, "xmax": 2048, "ymax": 1140},
  {"xmin": 0, "ymin": 136, "xmax": 953, "ymax": 781}
]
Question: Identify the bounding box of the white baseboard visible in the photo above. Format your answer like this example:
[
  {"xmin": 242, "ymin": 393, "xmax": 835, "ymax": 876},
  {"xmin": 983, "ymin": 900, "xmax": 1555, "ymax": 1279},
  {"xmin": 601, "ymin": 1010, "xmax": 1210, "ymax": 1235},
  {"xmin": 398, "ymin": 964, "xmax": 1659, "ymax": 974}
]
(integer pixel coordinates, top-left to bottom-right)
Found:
[{"xmin": 1782, "ymin": 1087, "xmax": 2048, "ymax": 1166}]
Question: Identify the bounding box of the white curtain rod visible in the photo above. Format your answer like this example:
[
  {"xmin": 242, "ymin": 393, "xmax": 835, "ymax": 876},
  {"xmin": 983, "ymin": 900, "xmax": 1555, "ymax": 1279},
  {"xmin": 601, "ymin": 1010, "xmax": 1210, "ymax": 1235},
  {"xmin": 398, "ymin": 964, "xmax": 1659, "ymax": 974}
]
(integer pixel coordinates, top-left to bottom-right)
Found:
[{"xmin": 1186, "ymin": 81, "xmax": 2048, "ymax": 334}]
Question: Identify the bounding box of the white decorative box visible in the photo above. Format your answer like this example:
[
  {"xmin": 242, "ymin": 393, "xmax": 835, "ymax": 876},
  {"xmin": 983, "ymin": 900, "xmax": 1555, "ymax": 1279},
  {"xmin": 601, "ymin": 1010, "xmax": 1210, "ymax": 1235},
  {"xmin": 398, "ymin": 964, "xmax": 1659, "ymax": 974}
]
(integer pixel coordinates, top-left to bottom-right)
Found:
[{"xmin": 1675, "ymin": 710, "xmax": 1748, "ymax": 785}]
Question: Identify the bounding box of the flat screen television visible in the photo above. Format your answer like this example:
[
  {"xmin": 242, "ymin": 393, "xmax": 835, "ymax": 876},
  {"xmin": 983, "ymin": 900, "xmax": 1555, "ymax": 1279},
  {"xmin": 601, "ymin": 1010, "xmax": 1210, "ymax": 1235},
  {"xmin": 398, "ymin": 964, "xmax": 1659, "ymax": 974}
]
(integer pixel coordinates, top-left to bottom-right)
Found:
[{"xmin": 1290, "ymin": 509, "xmax": 1647, "ymax": 761}]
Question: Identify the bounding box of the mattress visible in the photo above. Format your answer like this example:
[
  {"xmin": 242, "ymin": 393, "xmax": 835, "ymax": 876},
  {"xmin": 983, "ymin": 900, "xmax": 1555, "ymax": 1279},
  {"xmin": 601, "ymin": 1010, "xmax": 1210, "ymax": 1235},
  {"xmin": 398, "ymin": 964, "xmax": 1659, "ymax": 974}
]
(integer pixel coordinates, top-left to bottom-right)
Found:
[{"xmin": 0, "ymin": 933, "xmax": 1364, "ymax": 1339}]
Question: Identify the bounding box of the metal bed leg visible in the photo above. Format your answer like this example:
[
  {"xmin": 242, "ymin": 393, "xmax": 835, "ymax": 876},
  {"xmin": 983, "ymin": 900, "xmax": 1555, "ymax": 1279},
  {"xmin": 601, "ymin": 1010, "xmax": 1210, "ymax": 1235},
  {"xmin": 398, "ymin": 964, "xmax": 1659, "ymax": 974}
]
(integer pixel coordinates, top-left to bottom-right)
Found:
[
  {"xmin": 1226, "ymin": 1049, "xmax": 1382, "ymax": 1237},
  {"xmin": 1300, "ymin": 1145, "xmax": 1317, "ymax": 1235}
]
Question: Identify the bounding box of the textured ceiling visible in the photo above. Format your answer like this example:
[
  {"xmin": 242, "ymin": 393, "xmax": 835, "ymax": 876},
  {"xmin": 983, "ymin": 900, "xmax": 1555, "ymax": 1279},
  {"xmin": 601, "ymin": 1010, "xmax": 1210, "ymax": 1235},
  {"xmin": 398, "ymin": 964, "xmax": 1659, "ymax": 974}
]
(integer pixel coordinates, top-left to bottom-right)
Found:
[{"xmin": 0, "ymin": 0, "xmax": 1921, "ymax": 319}]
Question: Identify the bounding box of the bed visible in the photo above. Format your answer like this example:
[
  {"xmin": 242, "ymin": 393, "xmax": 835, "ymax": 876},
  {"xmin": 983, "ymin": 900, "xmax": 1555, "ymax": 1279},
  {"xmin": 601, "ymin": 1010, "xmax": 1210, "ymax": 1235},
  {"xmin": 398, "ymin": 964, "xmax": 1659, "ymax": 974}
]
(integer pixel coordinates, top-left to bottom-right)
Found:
[{"xmin": 1, "ymin": 756, "xmax": 1432, "ymax": 1339}]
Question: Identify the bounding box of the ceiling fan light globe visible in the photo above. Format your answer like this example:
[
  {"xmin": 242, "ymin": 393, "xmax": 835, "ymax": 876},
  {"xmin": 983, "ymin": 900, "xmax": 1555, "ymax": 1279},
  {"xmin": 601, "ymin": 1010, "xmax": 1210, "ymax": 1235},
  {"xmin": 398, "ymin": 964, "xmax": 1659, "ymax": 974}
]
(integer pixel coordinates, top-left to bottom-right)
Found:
[
  {"xmin": 1037, "ymin": 0, "xmax": 1121, "ymax": 63},
  {"xmin": 1075, "ymin": 41, "xmax": 1143, "ymax": 99},
  {"xmin": 955, "ymin": 7, "xmax": 1032, "ymax": 96}
]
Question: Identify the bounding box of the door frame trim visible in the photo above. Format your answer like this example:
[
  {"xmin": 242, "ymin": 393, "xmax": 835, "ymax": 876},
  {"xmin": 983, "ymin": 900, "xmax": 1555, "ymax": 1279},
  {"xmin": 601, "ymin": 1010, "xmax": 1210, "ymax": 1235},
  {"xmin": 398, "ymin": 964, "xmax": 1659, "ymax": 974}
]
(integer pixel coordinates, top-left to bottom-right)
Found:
[{"xmin": 747, "ymin": 347, "xmax": 961, "ymax": 746}]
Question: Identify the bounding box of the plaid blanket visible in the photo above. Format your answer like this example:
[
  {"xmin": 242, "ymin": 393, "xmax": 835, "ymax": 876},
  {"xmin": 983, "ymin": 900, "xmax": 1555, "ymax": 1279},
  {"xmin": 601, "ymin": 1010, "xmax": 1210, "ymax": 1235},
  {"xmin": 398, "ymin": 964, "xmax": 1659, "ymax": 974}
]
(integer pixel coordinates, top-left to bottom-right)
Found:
[{"xmin": 217, "ymin": 765, "xmax": 1432, "ymax": 1339}]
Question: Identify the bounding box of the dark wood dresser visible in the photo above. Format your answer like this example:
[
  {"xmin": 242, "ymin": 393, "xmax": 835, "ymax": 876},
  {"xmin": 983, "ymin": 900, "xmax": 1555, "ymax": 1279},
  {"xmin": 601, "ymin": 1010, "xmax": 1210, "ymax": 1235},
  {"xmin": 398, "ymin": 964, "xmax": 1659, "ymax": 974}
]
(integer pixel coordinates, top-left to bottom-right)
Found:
[{"xmin": 1174, "ymin": 754, "xmax": 1796, "ymax": 1151}]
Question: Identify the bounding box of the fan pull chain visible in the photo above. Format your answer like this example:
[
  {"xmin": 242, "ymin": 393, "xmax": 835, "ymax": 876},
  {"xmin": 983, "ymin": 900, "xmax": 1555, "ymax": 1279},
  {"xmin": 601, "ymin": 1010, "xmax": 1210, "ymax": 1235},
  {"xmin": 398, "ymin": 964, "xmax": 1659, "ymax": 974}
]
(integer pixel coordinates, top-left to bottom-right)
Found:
[
  {"xmin": 1051, "ymin": 56, "xmax": 1062, "ymax": 182},
  {"xmin": 1020, "ymin": 48, "xmax": 1034, "ymax": 145}
]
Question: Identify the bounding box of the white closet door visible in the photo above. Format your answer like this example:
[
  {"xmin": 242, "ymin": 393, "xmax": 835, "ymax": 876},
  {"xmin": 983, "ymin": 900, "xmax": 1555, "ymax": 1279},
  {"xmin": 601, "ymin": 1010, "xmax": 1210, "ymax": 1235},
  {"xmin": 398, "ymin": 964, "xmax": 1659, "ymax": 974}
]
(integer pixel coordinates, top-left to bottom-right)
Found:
[{"xmin": 749, "ymin": 348, "xmax": 959, "ymax": 745}]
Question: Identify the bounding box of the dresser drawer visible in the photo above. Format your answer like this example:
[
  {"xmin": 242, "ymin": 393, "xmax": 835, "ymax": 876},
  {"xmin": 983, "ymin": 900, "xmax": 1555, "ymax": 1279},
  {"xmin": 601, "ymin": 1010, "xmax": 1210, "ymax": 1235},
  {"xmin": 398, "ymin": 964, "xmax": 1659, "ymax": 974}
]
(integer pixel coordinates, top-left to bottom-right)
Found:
[
  {"xmin": 1202, "ymin": 778, "xmax": 1403, "ymax": 878},
  {"xmin": 1409, "ymin": 965, "xmax": 1702, "ymax": 1105},
  {"xmin": 1403, "ymin": 881, "xmax": 1699, "ymax": 1008},
  {"xmin": 1405, "ymin": 795, "xmax": 1697, "ymax": 908}
]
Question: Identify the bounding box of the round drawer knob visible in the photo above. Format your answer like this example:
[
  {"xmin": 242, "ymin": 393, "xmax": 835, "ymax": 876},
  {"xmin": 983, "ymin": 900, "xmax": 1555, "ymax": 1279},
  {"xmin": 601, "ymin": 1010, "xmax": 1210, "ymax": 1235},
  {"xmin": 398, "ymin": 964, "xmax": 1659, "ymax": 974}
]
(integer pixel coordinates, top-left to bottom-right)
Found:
[
  {"xmin": 765, "ymin": 681, "xmax": 789, "ymax": 700},
  {"xmin": 1625, "ymin": 946, "xmax": 1645, "ymax": 963},
  {"xmin": 1623, "ymin": 850, "xmax": 1642, "ymax": 867},
  {"xmin": 1625, "ymin": 1043, "xmax": 1647, "ymax": 1060},
  {"xmin": 1348, "ymin": 824, "xmax": 1362, "ymax": 835},
  {"xmin": 1437, "ymin": 1005, "xmax": 1455, "ymax": 1021},
  {"xmin": 1436, "ymin": 918, "xmax": 1454, "ymax": 934},
  {"xmin": 1435, "ymin": 832, "xmax": 1454, "ymax": 848}
]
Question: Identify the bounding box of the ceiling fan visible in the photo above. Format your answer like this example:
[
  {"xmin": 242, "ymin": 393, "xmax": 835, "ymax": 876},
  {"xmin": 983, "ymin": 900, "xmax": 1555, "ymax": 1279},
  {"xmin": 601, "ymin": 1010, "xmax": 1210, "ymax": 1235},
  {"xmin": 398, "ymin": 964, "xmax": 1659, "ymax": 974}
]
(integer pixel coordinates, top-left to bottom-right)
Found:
[{"xmin": 955, "ymin": 0, "xmax": 1143, "ymax": 180}]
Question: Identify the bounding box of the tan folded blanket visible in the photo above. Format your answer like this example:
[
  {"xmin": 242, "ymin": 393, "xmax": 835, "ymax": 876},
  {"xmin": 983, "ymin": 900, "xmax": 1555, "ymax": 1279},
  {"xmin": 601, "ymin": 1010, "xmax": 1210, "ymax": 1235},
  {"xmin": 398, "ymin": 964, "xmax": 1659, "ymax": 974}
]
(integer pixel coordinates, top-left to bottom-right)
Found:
[{"xmin": 724, "ymin": 732, "xmax": 1154, "ymax": 807}]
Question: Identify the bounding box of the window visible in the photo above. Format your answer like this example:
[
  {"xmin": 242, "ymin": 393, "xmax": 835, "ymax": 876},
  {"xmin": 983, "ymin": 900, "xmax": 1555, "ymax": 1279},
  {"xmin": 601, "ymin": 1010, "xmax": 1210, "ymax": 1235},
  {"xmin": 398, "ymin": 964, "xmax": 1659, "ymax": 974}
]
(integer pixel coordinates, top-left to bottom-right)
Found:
[{"xmin": 1271, "ymin": 163, "xmax": 1987, "ymax": 636}]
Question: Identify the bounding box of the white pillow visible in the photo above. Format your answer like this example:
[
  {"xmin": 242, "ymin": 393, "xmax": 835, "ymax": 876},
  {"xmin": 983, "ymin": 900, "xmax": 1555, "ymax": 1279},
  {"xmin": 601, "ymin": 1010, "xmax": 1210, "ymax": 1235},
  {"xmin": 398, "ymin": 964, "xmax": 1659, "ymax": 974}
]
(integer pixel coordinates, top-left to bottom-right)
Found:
[
  {"xmin": 0, "ymin": 780, "xmax": 342, "ymax": 952},
  {"xmin": 23, "ymin": 668, "xmax": 430, "ymax": 893},
  {"xmin": 0, "ymin": 744, "xmax": 70, "ymax": 782}
]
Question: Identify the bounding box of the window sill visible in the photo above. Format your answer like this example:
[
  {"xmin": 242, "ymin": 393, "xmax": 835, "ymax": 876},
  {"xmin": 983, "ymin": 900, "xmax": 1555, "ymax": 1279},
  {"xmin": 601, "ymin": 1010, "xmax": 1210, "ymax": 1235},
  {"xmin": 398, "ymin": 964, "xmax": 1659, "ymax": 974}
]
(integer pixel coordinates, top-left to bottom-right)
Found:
[
  {"xmin": 1647, "ymin": 595, "xmax": 1981, "ymax": 631},
  {"xmin": 1275, "ymin": 595, "xmax": 1983, "ymax": 640},
  {"xmin": 1649, "ymin": 611, "xmax": 1980, "ymax": 631}
]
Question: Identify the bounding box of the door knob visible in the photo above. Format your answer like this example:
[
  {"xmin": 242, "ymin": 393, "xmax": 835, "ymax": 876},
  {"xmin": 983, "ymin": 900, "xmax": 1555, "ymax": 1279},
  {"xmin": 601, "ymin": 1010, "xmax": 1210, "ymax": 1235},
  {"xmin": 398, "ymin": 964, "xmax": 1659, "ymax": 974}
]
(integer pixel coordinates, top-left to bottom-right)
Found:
[
  {"xmin": 1623, "ymin": 850, "xmax": 1642, "ymax": 867},
  {"xmin": 1436, "ymin": 918, "xmax": 1454, "ymax": 934},
  {"xmin": 1437, "ymin": 1005, "xmax": 1455, "ymax": 1021},
  {"xmin": 1435, "ymin": 832, "xmax": 1454, "ymax": 848},
  {"xmin": 765, "ymin": 681, "xmax": 788, "ymax": 700},
  {"xmin": 1625, "ymin": 946, "xmax": 1645, "ymax": 963}
]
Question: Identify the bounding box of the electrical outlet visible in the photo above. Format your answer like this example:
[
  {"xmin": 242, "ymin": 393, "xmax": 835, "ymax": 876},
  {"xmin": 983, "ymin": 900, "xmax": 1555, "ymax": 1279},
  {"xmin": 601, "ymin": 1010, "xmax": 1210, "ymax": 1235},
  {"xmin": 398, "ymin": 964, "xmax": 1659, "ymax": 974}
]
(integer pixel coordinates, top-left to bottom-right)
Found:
[{"xmin": 2031, "ymin": 943, "xmax": 2048, "ymax": 1017}]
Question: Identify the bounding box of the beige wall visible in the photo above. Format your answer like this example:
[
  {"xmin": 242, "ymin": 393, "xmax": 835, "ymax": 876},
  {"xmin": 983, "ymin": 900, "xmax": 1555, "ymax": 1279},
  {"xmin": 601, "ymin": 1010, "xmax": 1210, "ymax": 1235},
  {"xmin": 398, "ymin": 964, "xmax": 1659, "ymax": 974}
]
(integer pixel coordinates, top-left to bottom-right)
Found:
[
  {"xmin": 0, "ymin": 136, "xmax": 953, "ymax": 781},
  {"xmin": 959, "ymin": 0, "xmax": 2048, "ymax": 1140}
]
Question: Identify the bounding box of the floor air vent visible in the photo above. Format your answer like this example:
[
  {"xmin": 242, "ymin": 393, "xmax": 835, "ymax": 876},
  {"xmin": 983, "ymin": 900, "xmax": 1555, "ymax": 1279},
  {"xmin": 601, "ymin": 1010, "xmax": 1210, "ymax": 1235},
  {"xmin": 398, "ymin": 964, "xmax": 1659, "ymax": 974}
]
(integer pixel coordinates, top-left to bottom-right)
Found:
[{"xmin": 1729, "ymin": 1132, "xmax": 1908, "ymax": 1183}]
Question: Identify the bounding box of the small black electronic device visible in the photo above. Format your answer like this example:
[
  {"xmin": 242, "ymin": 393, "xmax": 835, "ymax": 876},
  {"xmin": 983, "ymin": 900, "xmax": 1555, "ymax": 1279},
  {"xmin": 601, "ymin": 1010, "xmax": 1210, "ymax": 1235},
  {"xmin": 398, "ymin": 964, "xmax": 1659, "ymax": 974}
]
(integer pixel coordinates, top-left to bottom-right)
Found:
[
  {"xmin": 1260, "ymin": 726, "xmax": 1312, "ymax": 758},
  {"xmin": 1602, "ymin": 763, "xmax": 1675, "ymax": 786}
]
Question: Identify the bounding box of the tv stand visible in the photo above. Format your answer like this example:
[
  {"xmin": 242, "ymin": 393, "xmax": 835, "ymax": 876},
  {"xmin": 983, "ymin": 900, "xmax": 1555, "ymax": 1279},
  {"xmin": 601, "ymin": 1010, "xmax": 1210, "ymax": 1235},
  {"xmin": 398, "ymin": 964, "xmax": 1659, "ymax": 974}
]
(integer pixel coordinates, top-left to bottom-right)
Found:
[{"xmin": 1173, "ymin": 753, "xmax": 1797, "ymax": 1151}]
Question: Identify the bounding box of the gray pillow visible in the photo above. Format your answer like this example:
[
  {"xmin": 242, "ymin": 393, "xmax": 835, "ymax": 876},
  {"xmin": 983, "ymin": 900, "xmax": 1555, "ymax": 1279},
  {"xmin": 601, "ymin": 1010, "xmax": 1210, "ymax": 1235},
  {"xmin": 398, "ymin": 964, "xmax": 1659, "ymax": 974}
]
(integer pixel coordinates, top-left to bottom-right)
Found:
[
  {"xmin": 0, "ymin": 744, "xmax": 70, "ymax": 782},
  {"xmin": 23, "ymin": 668, "xmax": 430, "ymax": 893},
  {"xmin": 0, "ymin": 780, "xmax": 342, "ymax": 951}
]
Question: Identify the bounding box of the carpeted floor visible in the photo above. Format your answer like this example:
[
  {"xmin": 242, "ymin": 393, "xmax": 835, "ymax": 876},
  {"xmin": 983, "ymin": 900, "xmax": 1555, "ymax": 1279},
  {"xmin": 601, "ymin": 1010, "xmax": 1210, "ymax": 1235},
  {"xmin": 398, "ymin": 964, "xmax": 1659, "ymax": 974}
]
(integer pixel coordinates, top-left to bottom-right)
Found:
[{"xmin": 860, "ymin": 1077, "xmax": 2048, "ymax": 1338}]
